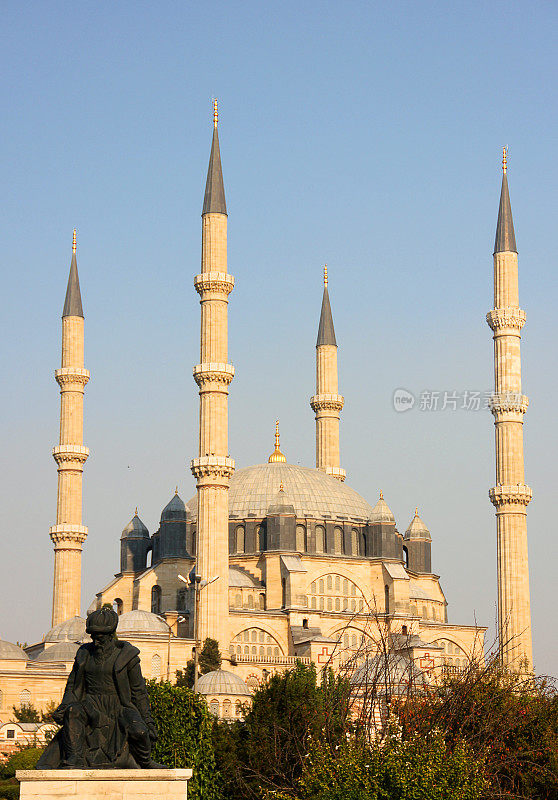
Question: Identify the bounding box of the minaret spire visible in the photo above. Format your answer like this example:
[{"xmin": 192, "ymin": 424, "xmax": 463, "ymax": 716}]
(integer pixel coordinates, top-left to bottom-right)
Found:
[
  {"xmin": 310, "ymin": 266, "xmax": 345, "ymax": 481},
  {"xmin": 50, "ymin": 231, "xmax": 90, "ymax": 626},
  {"xmin": 487, "ymin": 152, "xmax": 533, "ymax": 672},
  {"xmin": 191, "ymin": 105, "xmax": 235, "ymax": 648},
  {"xmin": 202, "ymin": 99, "xmax": 227, "ymax": 216},
  {"xmin": 494, "ymin": 147, "xmax": 517, "ymax": 255}
]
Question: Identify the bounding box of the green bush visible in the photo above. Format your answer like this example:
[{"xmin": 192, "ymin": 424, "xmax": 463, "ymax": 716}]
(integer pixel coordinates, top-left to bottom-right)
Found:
[
  {"xmin": 0, "ymin": 779, "xmax": 20, "ymax": 800},
  {"xmin": 147, "ymin": 680, "xmax": 221, "ymax": 800},
  {"xmin": 0, "ymin": 748, "xmax": 43, "ymax": 780},
  {"xmin": 286, "ymin": 729, "xmax": 486, "ymax": 800}
]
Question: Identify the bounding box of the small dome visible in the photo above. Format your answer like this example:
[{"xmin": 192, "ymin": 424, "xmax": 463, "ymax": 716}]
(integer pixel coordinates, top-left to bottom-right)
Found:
[
  {"xmin": 161, "ymin": 491, "xmax": 189, "ymax": 522},
  {"xmin": 121, "ymin": 511, "xmax": 149, "ymax": 540},
  {"xmin": 116, "ymin": 610, "xmax": 169, "ymax": 635},
  {"xmin": 405, "ymin": 509, "xmax": 431, "ymax": 540},
  {"xmin": 267, "ymin": 482, "xmax": 295, "ymax": 515},
  {"xmin": 196, "ymin": 669, "xmax": 251, "ymax": 696},
  {"xmin": 0, "ymin": 640, "xmax": 28, "ymax": 661},
  {"xmin": 44, "ymin": 616, "xmax": 87, "ymax": 643},
  {"xmin": 369, "ymin": 492, "xmax": 395, "ymax": 524},
  {"xmin": 34, "ymin": 642, "xmax": 79, "ymax": 663}
]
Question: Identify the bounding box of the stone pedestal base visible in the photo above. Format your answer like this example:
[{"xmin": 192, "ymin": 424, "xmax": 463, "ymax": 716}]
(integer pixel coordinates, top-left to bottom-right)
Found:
[{"xmin": 17, "ymin": 769, "xmax": 193, "ymax": 800}]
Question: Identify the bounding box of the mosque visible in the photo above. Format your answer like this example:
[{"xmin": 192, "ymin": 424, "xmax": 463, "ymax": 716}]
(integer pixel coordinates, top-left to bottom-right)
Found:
[{"xmin": 0, "ymin": 106, "xmax": 533, "ymax": 727}]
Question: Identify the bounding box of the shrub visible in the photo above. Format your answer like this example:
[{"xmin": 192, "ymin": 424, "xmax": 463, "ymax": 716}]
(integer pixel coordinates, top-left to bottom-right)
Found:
[
  {"xmin": 0, "ymin": 748, "xmax": 43, "ymax": 780},
  {"xmin": 147, "ymin": 680, "xmax": 221, "ymax": 800}
]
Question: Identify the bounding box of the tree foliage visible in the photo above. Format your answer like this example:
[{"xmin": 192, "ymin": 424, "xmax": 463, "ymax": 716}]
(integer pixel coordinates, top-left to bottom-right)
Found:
[
  {"xmin": 11, "ymin": 704, "xmax": 40, "ymax": 723},
  {"xmin": 147, "ymin": 680, "xmax": 221, "ymax": 800},
  {"xmin": 199, "ymin": 638, "xmax": 222, "ymax": 674}
]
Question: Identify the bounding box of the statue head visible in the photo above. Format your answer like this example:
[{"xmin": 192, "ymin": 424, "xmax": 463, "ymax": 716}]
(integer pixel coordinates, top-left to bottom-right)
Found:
[{"xmin": 86, "ymin": 607, "xmax": 118, "ymax": 641}]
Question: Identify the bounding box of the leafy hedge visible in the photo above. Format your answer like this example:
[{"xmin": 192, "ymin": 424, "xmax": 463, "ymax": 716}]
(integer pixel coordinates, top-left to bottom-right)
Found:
[{"xmin": 147, "ymin": 680, "xmax": 221, "ymax": 800}]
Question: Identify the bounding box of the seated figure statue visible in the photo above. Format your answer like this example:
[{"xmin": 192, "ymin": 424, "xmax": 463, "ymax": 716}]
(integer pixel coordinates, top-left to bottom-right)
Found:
[{"xmin": 37, "ymin": 607, "xmax": 167, "ymax": 769}]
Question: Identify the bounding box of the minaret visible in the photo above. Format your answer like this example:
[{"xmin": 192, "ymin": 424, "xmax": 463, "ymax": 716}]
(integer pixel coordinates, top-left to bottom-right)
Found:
[
  {"xmin": 190, "ymin": 101, "xmax": 234, "ymax": 647},
  {"xmin": 50, "ymin": 229, "xmax": 90, "ymax": 626},
  {"xmin": 310, "ymin": 266, "xmax": 345, "ymax": 480},
  {"xmin": 487, "ymin": 149, "xmax": 533, "ymax": 672}
]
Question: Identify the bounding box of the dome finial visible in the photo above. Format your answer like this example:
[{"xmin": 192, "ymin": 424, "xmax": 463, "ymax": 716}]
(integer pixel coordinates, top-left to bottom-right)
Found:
[
  {"xmin": 502, "ymin": 145, "xmax": 507, "ymax": 174},
  {"xmin": 379, "ymin": 490, "xmax": 383, "ymax": 500},
  {"xmin": 213, "ymin": 98, "xmax": 218, "ymax": 129},
  {"xmin": 268, "ymin": 420, "xmax": 286, "ymax": 463},
  {"xmin": 175, "ymin": 485, "xmax": 179, "ymax": 495},
  {"xmin": 279, "ymin": 481, "xmax": 284, "ymax": 491},
  {"xmin": 72, "ymin": 228, "xmax": 77, "ymax": 254},
  {"xmin": 135, "ymin": 506, "xmax": 138, "ymax": 516},
  {"xmin": 323, "ymin": 264, "xmax": 328, "ymax": 287},
  {"xmin": 415, "ymin": 506, "xmax": 418, "ymax": 516}
]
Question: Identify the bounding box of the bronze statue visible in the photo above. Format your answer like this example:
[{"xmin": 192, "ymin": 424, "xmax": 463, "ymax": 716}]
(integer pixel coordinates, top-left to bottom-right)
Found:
[{"xmin": 37, "ymin": 608, "xmax": 167, "ymax": 769}]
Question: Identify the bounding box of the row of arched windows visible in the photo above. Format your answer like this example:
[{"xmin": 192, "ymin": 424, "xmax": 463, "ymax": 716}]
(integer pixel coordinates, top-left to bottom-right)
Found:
[
  {"xmin": 208, "ymin": 698, "xmax": 245, "ymax": 718},
  {"xmin": 308, "ymin": 574, "xmax": 365, "ymax": 612},
  {"xmin": 230, "ymin": 628, "xmax": 283, "ymax": 658},
  {"xmin": 232, "ymin": 592, "xmax": 265, "ymax": 610},
  {"xmin": 233, "ymin": 524, "xmax": 367, "ymax": 555}
]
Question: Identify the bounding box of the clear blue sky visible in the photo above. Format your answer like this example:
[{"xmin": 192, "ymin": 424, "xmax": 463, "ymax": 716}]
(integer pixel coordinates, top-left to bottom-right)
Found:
[{"xmin": 1, "ymin": 1, "xmax": 556, "ymax": 675}]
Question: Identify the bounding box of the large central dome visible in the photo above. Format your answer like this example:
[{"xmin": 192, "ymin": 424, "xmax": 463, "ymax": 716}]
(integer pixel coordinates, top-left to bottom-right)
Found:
[{"xmin": 188, "ymin": 462, "xmax": 374, "ymax": 523}]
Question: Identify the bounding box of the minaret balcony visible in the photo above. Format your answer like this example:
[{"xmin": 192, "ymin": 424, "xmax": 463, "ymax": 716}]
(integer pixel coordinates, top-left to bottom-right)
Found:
[
  {"xmin": 52, "ymin": 444, "xmax": 90, "ymax": 466},
  {"xmin": 49, "ymin": 523, "xmax": 88, "ymax": 547},
  {"xmin": 191, "ymin": 455, "xmax": 235, "ymax": 482},
  {"xmin": 489, "ymin": 484, "xmax": 532, "ymax": 508},
  {"xmin": 489, "ymin": 393, "xmax": 529, "ymax": 416},
  {"xmin": 310, "ymin": 393, "xmax": 344, "ymax": 413},
  {"xmin": 486, "ymin": 308, "xmax": 526, "ymax": 332},
  {"xmin": 55, "ymin": 367, "xmax": 90, "ymax": 388},
  {"xmin": 193, "ymin": 362, "xmax": 235, "ymax": 387},
  {"xmin": 323, "ymin": 466, "xmax": 347, "ymax": 481},
  {"xmin": 194, "ymin": 272, "xmax": 235, "ymax": 296}
]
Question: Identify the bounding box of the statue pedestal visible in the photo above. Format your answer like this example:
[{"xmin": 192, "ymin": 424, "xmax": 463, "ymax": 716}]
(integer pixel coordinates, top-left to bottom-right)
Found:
[{"xmin": 17, "ymin": 769, "xmax": 193, "ymax": 800}]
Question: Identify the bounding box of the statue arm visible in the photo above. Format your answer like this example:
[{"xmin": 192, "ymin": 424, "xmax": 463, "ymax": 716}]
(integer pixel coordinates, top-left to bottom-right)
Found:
[{"xmin": 128, "ymin": 656, "xmax": 157, "ymax": 737}]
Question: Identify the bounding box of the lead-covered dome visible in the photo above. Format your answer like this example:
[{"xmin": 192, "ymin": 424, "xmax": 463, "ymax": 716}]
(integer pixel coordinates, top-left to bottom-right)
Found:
[
  {"xmin": 197, "ymin": 669, "xmax": 251, "ymax": 696},
  {"xmin": 121, "ymin": 512, "xmax": 149, "ymax": 539},
  {"xmin": 44, "ymin": 616, "xmax": 87, "ymax": 643},
  {"xmin": 116, "ymin": 610, "xmax": 169, "ymax": 635},
  {"xmin": 188, "ymin": 463, "xmax": 374, "ymax": 523},
  {"xmin": 0, "ymin": 640, "xmax": 28, "ymax": 660},
  {"xmin": 161, "ymin": 492, "xmax": 189, "ymax": 522},
  {"xmin": 34, "ymin": 641, "xmax": 79, "ymax": 662}
]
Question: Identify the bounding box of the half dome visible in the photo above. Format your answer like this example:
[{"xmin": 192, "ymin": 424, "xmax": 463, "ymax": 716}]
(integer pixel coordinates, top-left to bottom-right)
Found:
[
  {"xmin": 116, "ymin": 610, "xmax": 169, "ymax": 635},
  {"xmin": 188, "ymin": 463, "xmax": 374, "ymax": 523},
  {"xmin": 196, "ymin": 669, "xmax": 251, "ymax": 696}
]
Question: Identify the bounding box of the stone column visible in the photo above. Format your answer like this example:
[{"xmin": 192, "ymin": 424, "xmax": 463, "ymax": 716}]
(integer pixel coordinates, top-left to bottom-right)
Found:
[
  {"xmin": 487, "ymin": 151, "xmax": 533, "ymax": 672},
  {"xmin": 50, "ymin": 230, "xmax": 89, "ymax": 626}
]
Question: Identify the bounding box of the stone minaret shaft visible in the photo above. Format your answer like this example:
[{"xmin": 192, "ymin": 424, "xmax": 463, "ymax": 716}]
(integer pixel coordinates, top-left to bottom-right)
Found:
[
  {"xmin": 50, "ymin": 230, "xmax": 89, "ymax": 626},
  {"xmin": 487, "ymin": 150, "xmax": 533, "ymax": 672},
  {"xmin": 310, "ymin": 267, "xmax": 345, "ymax": 481},
  {"xmin": 191, "ymin": 102, "xmax": 234, "ymax": 647}
]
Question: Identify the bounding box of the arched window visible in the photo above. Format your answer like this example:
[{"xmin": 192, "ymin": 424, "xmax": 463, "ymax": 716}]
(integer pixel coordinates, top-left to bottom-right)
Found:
[
  {"xmin": 222, "ymin": 699, "xmax": 232, "ymax": 718},
  {"xmin": 235, "ymin": 700, "xmax": 242, "ymax": 716},
  {"xmin": 402, "ymin": 545, "xmax": 409, "ymax": 568},
  {"xmin": 113, "ymin": 598, "xmax": 123, "ymax": 615},
  {"xmin": 281, "ymin": 578, "xmax": 287, "ymax": 608},
  {"xmin": 209, "ymin": 700, "xmax": 219, "ymax": 716},
  {"xmin": 151, "ymin": 585, "xmax": 162, "ymax": 615},
  {"xmin": 246, "ymin": 676, "xmax": 259, "ymax": 691},
  {"xmin": 315, "ymin": 525, "xmax": 325, "ymax": 553},
  {"xmin": 296, "ymin": 525, "xmax": 306, "ymax": 552},
  {"xmin": 334, "ymin": 527, "xmax": 343, "ymax": 554},
  {"xmin": 235, "ymin": 526, "xmax": 245, "ymax": 554},
  {"xmin": 20, "ymin": 690, "xmax": 31, "ymax": 705},
  {"xmin": 384, "ymin": 585, "xmax": 390, "ymax": 614},
  {"xmin": 151, "ymin": 654, "xmax": 161, "ymax": 679},
  {"xmin": 257, "ymin": 526, "xmax": 266, "ymax": 551},
  {"xmin": 235, "ymin": 593, "xmax": 242, "ymax": 607},
  {"xmin": 259, "ymin": 593, "xmax": 266, "ymax": 610},
  {"xmin": 351, "ymin": 529, "xmax": 358, "ymax": 555},
  {"xmin": 176, "ymin": 588, "xmax": 187, "ymax": 611},
  {"xmin": 247, "ymin": 594, "xmax": 254, "ymax": 609},
  {"xmin": 359, "ymin": 532, "xmax": 366, "ymax": 557},
  {"xmin": 231, "ymin": 628, "xmax": 283, "ymax": 657}
]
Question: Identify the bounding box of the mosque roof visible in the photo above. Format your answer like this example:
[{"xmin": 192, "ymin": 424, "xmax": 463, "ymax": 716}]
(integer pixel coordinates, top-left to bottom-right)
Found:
[
  {"xmin": 0, "ymin": 640, "xmax": 29, "ymax": 660},
  {"xmin": 196, "ymin": 669, "xmax": 251, "ymax": 696},
  {"xmin": 405, "ymin": 509, "xmax": 431, "ymax": 540},
  {"xmin": 229, "ymin": 566, "xmax": 263, "ymax": 588},
  {"xmin": 161, "ymin": 492, "xmax": 189, "ymax": 522},
  {"xmin": 34, "ymin": 641, "xmax": 79, "ymax": 662},
  {"xmin": 187, "ymin": 462, "xmax": 375, "ymax": 523},
  {"xmin": 116, "ymin": 610, "xmax": 169, "ymax": 635},
  {"xmin": 44, "ymin": 616, "xmax": 88, "ymax": 643},
  {"xmin": 121, "ymin": 512, "xmax": 149, "ymax": 539},
  {"xmin": 369, "ymin": 492, "xmax": 395, "ymax": 523}
]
